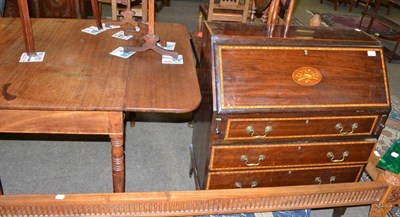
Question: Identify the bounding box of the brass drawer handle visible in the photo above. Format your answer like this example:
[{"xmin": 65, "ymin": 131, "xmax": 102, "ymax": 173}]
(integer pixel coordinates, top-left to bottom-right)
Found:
[
  {"xmin": 335, "ymin": 123, "xmax": 358, "ymax": 135},
  {"xmin": 234, "ymin": 181, "xmax": 258, "ymax": 188},
  {"xmin": 315, "ymin": 176, "xmax": 336, "ymax": 184},
  {"xmin": 240, "ymin": 154, "xmax": 266, "ymax": 166},
  {"xmin": 245, "ymin": 126, "xmax": 273, "ymax": 139},
  {"xmin": 327, "ymin": 151, "xmax": 349, "ymax": 163}
]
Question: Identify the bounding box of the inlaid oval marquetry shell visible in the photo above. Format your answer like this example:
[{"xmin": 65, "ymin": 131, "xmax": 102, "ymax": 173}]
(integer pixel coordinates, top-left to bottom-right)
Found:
[{"xmin": 292, "ymin": 67, "xmax": 322, "ymax": 86}]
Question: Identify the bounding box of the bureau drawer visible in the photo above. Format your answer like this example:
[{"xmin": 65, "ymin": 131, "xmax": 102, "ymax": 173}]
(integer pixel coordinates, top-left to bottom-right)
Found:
[
  {"xmin": 206, "ymin": 165, "xmax": 363, "ymax": 189},
  {"xmin": 224, "ymin": 116, "xmax": 379, "ymax": 141},
  {"xmin": 210, "ymin": 141, "xmax": 375, "ymax": 170}
]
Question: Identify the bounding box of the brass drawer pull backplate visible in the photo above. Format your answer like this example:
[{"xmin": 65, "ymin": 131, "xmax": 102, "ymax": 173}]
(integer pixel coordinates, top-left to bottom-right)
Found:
[
  {"xmin": 234, "ymin": 181, "xmax": 258, "ymax": 188},
  {"xmin": 315, "ymin": 176, "xmax": 336, "ymax": 184},
  {"xmin": 240, "ymin": 154, "xmax": 266, "ymax": 166},
  {"xmin": 335, "ymin": 123, "xmax": 358, "ymax": 135},
  {"xmin": 245, "ymin": 126, "xmax": 273, "ymax": 139},
  {"xmin": 327, "ymin": 151, "xmax": 350, "ymax": 163}
]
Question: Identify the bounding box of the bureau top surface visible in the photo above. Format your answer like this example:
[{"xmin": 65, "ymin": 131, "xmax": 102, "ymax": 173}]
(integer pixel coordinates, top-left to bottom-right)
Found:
[
  {"xmin": 205, "ymin": 22, "xmax": 382, "ymax": 48},
  {"xmin": 205, "ymin": 22, "xmax": 390, "ymax": 113},
  {"xmin": 0, "ymin": 18, "xmax": 200, "ymax": 113}
]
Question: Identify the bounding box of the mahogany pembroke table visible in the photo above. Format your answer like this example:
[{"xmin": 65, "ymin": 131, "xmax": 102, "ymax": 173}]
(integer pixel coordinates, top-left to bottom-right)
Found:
[{"xmin": 0, "ymin": 18, "xmax": 201, "ymax": 193}]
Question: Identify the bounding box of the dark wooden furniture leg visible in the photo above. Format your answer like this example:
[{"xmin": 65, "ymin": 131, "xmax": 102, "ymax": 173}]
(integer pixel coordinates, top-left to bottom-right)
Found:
[
  {"xmin": 17, "ymin": 0, "xmax": 35, "ymax": 56},
  {"xmin": 127, "ymin": 112, "xmax": 136, "ymax": 128},
  {"xmin": 332, "ymin": 207, "xmax": 347, "ymax": 217},
  {"xmin": 378, "ymin": 34, "xmax": 400, "ymax": 63},
  {"xmin": 0, "ymin": 178, "xmax": 3, "ymax": 195},
  {"xmin": 90, "ymin": 0, "xmax": 103, "ymax": 29}
]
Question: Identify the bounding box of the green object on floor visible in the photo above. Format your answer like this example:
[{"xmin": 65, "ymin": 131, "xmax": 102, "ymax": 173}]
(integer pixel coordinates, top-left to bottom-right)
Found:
[{"xmin": 377, "ymin": 139, "xmax": 400, "ymax": 174}]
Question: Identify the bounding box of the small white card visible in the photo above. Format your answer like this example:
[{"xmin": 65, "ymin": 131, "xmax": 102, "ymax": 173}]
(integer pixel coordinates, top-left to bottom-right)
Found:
[
  {"xmin": 81, "ymin": 26, "xmax": 107, "ymax": 35},
  {"xmin": 112, "ymin": 31, "xmax": 133, "ymax": 40},
  {"xmin": 162, "ymin": 54, "xmax": 183, "ymax": 64},
  {"xmin": 110, "ymin": 47, "xmax": 135, "ymax": 59},
  {"xmin": 81, "ymin": 24, "xmax": 120, "ymax": 35},
  {"xmin": 157, "ymin": 41, "xmax": 176, "ymax": 51},
  {"xmin": 19, "ymin": 52, "xmax": 45, "ymax": 63},
  {"xmin": 103, "ymin": 23, "xmax": 120, "ymax": 30},
  {"xmin": 367, "ymin": 50, "xmax": 377, "ymax": 57}
]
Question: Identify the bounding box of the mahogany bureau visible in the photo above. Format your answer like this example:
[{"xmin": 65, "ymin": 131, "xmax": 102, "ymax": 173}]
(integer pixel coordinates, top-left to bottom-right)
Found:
[{"xmin": 191, "ymin": 22, "xmax": 391, "ymax": 190}]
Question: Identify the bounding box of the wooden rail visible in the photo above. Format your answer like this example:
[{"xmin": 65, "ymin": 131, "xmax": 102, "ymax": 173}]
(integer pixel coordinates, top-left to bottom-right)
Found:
[
  {"xmin": 1, "ymin": 155, "xmax": 399, "ymax": 217},
  {"xmin": 0, "ymin": 181, "xmax": 391, "ymax": 217}
]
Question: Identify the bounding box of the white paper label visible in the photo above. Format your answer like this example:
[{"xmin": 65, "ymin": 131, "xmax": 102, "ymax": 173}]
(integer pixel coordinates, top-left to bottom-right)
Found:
[
  {"xmin": 391, "ymin": 152, "xmax": 399, "ymax": 158},
  {"xmin": 55, "ymin": 194, "xmax": 65, "ymax": 200},
  {"xmin": 367, "ymin": 51, "xmax": 377, "ymax": 57}
]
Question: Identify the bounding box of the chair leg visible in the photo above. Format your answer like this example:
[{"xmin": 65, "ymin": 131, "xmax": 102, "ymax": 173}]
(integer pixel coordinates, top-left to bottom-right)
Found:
[
  {"xmin": 366, "ymin": 16, "xmax": 375, "ymax": 32},
  {"xmin": 365, "ymin": 0, "xmax": 371, "ymax": 9},
  {"xmin": 349, "ymin": 0, "xmax": 355, "ymax": 12},
  {"xmin": 197, "ymin": 10, "xmax": 204, "ymax": 32},
  {"xmin": 388, "ymin": 41, "xmax": 399, "ymax": 63},
  {"xmin": 358, "ymin": 12, "xmax": 366, "ymax": 28},
  {"xmin": 387, "ymin": 1, "xmax": 391, "ymax": 15},
  {"xmin": 334, "ymin": 0, "xmax": 338, "ymax": 10},
  {"xmin": 332, "ymin": 207, "xmax": 347, "ymax": 217},
  {"xmin": 0, "ymin": 178, "xmax": 3, "ymax": 195},
  {"xmin": 111, "ymin": 0, "xmax": 118, "ymax": 20}
]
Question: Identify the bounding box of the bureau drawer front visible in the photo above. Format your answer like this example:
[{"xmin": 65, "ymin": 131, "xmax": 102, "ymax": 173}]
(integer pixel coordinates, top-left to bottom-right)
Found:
[
  {"xmin": 206, "ymin": 165, "xmax": 363, "ymax": 189},
  {"xmin": 224, "ymin": 116, "xmax": 379, "ymax": 141},
  {"xmin": 210, "ymin": 141, "xmax": 375, "ymax": 170}
]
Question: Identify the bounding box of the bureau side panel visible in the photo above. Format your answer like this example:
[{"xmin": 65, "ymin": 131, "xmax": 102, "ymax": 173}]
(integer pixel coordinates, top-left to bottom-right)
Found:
[{"xmin": 192, "ymin": 92, "xmax": 213, "ymax": 189}]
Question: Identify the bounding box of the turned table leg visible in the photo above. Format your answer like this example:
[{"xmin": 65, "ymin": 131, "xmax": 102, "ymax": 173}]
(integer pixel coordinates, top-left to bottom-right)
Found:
[
  {"xmin": 108, "ymin": 112, "xmax": 125, "ymax": 193},
  {"xmin": 110, "ymin": 135, "xmax": 125, "ymax": 192}
]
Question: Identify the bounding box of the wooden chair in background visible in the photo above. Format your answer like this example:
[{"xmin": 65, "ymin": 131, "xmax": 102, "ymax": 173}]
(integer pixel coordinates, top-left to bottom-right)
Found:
[
  {"xmin": 197, "ymin": 0, "xmax": 251, "ymax": 31},
  {"xmin": 358, "ymin": 0, "xmax": 400, "ymax": 62},
  {"xmin": 98, "ymin": 0, "xmax": 117, "ymax": 20},
  {"xmin": 320, "ymin": 0, "xmax": 356, "ymax": 12},
  {"xmin": 98, "ymin": 0, "xmax": 146, "ymax": 21},
  {"xmin": 387, "ymin": 0, "xmax": 400, "ymax": 15}
]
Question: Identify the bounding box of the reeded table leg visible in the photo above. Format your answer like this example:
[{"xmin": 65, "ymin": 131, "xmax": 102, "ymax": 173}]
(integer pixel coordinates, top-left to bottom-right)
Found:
[
  {"xmin": 110, "ymin": 135, "xmax": 125, "ymax": 192},
  {"xmin": 108, "ymin": 112, "xmax": 125, "ymax": 193}
]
